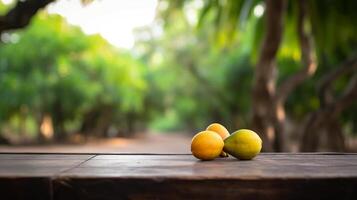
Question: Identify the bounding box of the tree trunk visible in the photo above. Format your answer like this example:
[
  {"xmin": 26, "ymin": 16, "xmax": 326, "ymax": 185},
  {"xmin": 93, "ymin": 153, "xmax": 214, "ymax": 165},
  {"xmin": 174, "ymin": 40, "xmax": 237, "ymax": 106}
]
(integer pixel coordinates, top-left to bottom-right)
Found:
[
  {"xmin": 251, "ymin": 0, "xmax": 286, "ymax": 151},
  {"xmin": 124, "ymin": 112, "xmax": 137, "ymax": 137},
  {"xmin": 272, "ymin": 0, "xmax": 317, "ymax": 151},
  {"xmin": 0, "ymin": 135, "xmax": 10, "ymax": 145},
  {"xmin": 300, "ymin": 107, "xmax": 346, "ymax": 152},
  {"xmin": 325, "ymin": 116, "xmax": 345, "ymax": 151},
  {"xmin": 300, "ymin": 58, "xmax": 357, "ymax": 151},
  {"xmin": 80, "ymin": 105, "xmax": 113, "ymax": 138},
  {"xmin": 92, "ymin": 106, "xmax": 113, "ymax": 137},
  {"xmin": 52, "ymin": 101, "xmax": 66, "ymax": 141}
]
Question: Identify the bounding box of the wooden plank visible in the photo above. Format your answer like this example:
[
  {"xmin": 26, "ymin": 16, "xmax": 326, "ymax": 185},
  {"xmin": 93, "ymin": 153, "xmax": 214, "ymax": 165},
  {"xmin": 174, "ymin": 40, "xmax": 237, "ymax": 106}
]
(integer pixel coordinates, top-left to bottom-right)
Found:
[
  {"xmin": 0, "ymin": 153, "xmax": 356, "ymax": 200},
  {"xmin": 60, "ymin": 154, "xmax": 357, "ymax": 178},
  {"xmin": 0, "ymin": 154, "xmax": 94, "ymax": 177},
  {"xmin": 53, "ymin": 177, "xmax": 357, "ymax": 200},
  {"xmin": 0, "ymin": 153, "xmax": 94, "ymax": 160},
  {"xmin": 53, "ymin": 154, "xmax": 357, "ymax": 199},
  {"xmin": 0, "ymin": 154, "xmax": 94, "ymax": 200}
]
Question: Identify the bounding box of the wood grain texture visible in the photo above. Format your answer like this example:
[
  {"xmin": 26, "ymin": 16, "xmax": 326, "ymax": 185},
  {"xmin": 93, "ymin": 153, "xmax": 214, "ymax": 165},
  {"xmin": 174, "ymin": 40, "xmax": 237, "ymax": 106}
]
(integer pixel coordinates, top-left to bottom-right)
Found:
[
  {"xmin": 60, "ymin": 154, "xmax": 357, "ymax": 178},
  {"xmin": 0, "ymin": 154, "xmax": 94, "ymax": 177},
  {"xmin": 0, "ymin": 153, "xmax": 356, "ymax": 200}
]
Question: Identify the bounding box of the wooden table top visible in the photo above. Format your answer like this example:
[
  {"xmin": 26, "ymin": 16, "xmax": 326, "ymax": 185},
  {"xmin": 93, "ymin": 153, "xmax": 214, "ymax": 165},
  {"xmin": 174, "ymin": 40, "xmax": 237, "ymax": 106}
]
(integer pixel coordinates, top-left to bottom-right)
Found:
[{"xmin": 0, "ymin": 153, "xmax": 356, "ymax": 200}]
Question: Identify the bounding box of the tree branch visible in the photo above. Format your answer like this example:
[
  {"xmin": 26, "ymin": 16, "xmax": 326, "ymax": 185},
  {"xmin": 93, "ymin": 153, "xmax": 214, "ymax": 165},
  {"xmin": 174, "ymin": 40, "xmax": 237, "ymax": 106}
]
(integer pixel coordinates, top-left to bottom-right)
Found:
[
  {"xmin": 300, "ymin": 57, "xmax": 357, "ymax": 151},
  {"xmin": 185, "ymin": 59, "xmax": 233, "ymax": 107},
  {"xmin": 330, "ymin": 71, "xmax": 357, "ymax": 114},
  {"xmin": 256, "ymin": 0, "xmax": 285, "ymax": 79},
  {"xmin": 318, "ymin": 54, "xmax": 357, "ymax": 106},
  {"xmin": 276, "ymin": 0, "xmax": 317, "ymax": 103},
  {"xmin": 0, "ymin": 0, "xmax": 55, "ymax": 34}
]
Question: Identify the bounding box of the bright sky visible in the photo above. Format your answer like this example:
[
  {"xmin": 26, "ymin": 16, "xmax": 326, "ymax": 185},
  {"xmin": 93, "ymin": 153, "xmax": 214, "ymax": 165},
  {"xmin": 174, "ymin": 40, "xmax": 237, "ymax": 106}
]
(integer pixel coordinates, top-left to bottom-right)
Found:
[{"xmin": 45, "ymin": 0, "xmax": 158, "ymax": 49}]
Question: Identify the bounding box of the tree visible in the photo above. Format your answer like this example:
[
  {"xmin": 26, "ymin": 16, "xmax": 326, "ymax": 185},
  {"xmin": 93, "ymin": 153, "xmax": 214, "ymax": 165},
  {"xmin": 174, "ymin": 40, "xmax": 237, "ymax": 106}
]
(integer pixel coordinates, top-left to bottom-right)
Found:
[
  {"xmin": 301, "ymin": 55, "xmax": 357, "ymax": 151},
  {"xmin": 0, "ymin": 0, "xmax": 54, "ymax": 34},
  {"xmin": 159, "ymin": 0, "xmax": 357, "ymax": 151},
  {"xmin": 0, "ymin": 13, "xmax": 147, "ymax": 142},
  {"xmin": 0, "ymin": 0, "xmax": 95, "ymax": 34},
  {"xmin": 136, "ymin": 3, "xmax": 257, "ymax": 132},
  {"xmin": 299, "ymin": 0, "xmax": 357, "ymax": 151},
  {"xmin": 253, "ymin": 0, "xmax": 318, "ymax": 151},
  {"xmin": 251, "ymin": 0, "xmax": 286, "ymax": 151}
]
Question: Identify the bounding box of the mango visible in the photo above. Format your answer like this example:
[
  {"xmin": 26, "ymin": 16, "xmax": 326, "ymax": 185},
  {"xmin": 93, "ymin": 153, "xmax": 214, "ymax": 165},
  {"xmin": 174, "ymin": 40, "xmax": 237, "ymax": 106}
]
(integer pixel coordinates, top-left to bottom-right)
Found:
[
  {"xmin": 191, "ymin": 130, "xmax": 224, "ymax": 161},
  {"xmin": 224, "ymin": 129, "xmax": 262, "ymax": 160},
  {"xmin": 206, "ymin": 123, "xmax": 230, "ymax": 157}
]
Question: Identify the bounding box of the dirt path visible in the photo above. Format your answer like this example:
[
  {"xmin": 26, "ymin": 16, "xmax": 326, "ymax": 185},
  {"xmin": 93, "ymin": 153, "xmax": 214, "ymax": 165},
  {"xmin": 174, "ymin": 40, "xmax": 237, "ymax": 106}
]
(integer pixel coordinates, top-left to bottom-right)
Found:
[{"xmin": 0, "ymin": 133, "xmax": 192, "ymax": 154}]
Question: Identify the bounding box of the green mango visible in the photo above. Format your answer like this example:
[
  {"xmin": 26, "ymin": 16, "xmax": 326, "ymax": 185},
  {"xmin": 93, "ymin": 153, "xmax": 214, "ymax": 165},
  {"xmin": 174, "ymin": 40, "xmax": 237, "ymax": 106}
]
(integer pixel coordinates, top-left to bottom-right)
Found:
[{"xmin": 224, "ymin": 129, "xmax": 262, "ymax": 160}]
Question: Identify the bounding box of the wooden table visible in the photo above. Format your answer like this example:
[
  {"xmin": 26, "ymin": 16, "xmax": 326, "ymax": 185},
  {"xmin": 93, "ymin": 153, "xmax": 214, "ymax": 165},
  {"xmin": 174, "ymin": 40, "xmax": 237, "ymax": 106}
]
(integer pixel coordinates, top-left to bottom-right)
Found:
[{"xmin": 0, "ymin": 153, "xmax": 356, "ymax": 200}]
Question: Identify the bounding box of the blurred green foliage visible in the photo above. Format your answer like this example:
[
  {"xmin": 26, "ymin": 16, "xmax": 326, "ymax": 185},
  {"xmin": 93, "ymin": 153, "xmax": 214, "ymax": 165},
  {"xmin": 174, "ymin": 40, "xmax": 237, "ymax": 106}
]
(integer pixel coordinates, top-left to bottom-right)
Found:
[
  {"xmin": 0, "ymin": 0, "xmax": 356, "ymax": 143},
  {"xmin": 138, "ymin": 0, "xmax": 356, "ymax": 134},
  {"xmin": 0, "ymin": 12, "xmax": 146, "ymax": 139}
]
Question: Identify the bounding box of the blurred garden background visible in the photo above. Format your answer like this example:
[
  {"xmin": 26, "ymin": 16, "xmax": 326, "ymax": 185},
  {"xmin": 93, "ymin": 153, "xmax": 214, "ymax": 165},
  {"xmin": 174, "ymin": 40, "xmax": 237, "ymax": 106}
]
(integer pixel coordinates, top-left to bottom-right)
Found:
[{"xmin": 0, "ymin": 0, "xmax": 356, "ymax": 152}]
